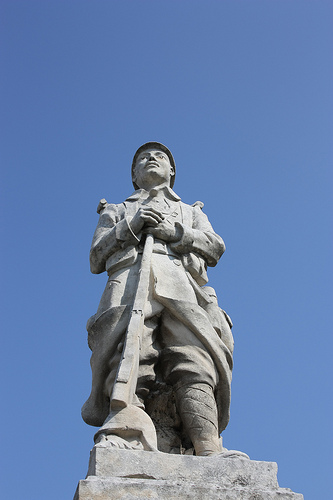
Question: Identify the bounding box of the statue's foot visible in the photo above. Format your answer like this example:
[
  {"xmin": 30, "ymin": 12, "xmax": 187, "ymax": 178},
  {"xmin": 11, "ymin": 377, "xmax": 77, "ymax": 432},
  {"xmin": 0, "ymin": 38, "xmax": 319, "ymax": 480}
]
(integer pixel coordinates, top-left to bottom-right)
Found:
[
  {"xmin": 198, "ymin": 448, "xmax": 249, "ymax": 459},
  {"xmin": 95, "ymin": 433, "xmax": 145, "ymax": 451},
  {"xmin": 94, "ymin": 405, "xmax": 158, "ymax": 452}
]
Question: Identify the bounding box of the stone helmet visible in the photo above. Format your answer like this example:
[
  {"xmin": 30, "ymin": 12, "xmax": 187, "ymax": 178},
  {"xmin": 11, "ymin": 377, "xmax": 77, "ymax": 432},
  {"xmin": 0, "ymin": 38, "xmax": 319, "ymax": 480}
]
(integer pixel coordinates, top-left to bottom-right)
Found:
[{"xmin": 131, "ymin": 142, "xmax": 176, "ymax": 190}]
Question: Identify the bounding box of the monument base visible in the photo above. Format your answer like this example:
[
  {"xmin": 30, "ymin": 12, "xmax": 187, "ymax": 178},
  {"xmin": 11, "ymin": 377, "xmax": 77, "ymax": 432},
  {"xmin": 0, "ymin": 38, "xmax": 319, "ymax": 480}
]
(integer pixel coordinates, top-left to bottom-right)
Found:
[{"xmin": 74, "ymin": 445, "xmax": 303, "ymax": 499}]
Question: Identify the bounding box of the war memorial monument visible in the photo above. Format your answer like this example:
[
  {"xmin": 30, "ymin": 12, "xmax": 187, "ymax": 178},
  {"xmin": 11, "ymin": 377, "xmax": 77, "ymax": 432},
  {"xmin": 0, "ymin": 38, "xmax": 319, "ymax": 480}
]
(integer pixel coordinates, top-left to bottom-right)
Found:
[{"xmin": 74, "ymin": 142, "xmax": 303, "ymax": 499}]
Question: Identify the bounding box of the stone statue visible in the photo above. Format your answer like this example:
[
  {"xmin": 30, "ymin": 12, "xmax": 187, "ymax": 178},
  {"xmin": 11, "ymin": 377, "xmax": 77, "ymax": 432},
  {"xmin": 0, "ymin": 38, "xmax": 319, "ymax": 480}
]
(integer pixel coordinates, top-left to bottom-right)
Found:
[
  {"xmin": 82, "ymin": 142, "xmax": 236, "ymax": 456},
  {"xmin": 75, "ymin": 144, "xmax": 304, "ymax": 498}
]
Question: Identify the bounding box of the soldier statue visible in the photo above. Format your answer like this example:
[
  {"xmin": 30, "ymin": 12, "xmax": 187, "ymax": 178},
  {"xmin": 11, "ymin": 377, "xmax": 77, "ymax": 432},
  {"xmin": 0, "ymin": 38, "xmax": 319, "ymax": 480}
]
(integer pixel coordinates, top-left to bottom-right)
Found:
[{"xmin": 82, "ymin": 142, "xmax": 240, "ymax": 457}]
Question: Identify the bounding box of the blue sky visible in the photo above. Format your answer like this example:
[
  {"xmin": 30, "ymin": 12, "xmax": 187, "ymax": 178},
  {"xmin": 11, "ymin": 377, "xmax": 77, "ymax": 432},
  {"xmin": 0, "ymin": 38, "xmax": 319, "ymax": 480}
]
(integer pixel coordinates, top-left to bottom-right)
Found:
[{"xmin": 1, "ymin": 1, "xmax": 332, "ymax": 499}]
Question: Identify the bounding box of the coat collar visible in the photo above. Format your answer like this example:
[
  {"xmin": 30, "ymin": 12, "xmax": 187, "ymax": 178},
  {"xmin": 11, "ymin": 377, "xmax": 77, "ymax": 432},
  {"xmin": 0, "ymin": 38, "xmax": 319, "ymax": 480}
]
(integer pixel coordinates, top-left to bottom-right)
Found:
[{"xmin": 125, "ymin": 186, "xmax": 181, "ymax": 202}]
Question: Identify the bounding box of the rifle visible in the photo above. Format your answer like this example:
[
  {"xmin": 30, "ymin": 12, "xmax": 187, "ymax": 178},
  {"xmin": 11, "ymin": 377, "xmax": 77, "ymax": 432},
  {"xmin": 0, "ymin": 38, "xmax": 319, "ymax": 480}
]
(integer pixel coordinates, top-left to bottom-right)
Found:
[{"xmin": 110, "ymin": 233, "xmax": 154, "ymax": 410}]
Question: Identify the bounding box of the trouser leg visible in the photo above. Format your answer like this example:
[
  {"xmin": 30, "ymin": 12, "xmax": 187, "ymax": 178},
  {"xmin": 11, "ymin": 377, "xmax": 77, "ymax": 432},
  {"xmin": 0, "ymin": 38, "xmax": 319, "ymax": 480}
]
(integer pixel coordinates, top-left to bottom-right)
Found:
[
  {"xmin": 160, "ymin": 310, "xmax": 221, "ymax": 455},
  {"xmin": 174, "ymin": 383, "xmax": 222, "ymax": 456}
]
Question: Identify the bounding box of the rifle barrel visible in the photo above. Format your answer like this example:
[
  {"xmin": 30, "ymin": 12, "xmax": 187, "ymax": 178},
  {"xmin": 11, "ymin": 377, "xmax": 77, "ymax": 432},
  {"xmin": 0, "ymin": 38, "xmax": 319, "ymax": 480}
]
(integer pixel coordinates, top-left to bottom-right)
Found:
[{"xmin": 111, "ymin": 233, "xmax": 154, "ymax": 409}]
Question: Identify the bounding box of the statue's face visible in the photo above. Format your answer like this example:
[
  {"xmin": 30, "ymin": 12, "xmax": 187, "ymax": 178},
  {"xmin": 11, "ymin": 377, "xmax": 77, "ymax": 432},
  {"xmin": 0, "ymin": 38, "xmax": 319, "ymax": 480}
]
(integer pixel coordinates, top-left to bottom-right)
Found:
[{"xmin": 133, "ymin": 148, "xmax": 174, "ymax": 189}]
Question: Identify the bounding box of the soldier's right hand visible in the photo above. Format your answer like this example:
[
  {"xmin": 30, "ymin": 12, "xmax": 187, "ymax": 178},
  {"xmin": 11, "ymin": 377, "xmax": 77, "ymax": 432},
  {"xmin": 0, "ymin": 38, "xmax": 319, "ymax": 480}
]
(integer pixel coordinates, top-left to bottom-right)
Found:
[{"xmin": 129, "ymin": 207, "xmax": 165, "ymax": 234}]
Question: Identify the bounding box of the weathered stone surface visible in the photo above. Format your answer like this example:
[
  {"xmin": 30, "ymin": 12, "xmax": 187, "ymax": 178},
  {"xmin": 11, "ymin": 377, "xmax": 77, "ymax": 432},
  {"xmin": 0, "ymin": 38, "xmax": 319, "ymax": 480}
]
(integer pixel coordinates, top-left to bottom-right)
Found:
[
  {"xmin": 82, "ymin": 142, "xmax": 234, "ymax": 456},
  {"xmin": 75, "ymin": 478, "xmax": 303, "ymax": 500},
  {"xmin": 88, "ymin": 446, "xmax": 276, "ymax": 488},
  {"xmin": 75, "ymin": 143, "xmax": 304, "ymax": 498},
  {"xmin": 74, "ymin": 447, "xmax": 304, "ymax": 499}
]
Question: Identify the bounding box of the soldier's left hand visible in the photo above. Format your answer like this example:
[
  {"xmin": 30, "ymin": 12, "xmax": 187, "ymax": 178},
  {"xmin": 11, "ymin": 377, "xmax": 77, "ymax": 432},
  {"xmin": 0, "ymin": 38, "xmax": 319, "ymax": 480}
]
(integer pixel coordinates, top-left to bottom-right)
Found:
[{"xmin": 144, "ymin": 220, "xmax": 181, "ymax": 243}]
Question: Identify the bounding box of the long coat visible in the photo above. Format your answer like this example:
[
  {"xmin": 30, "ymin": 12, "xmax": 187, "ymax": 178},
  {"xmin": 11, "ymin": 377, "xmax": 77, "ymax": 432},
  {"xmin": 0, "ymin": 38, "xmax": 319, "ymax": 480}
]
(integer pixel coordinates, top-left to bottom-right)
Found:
[{"xmin": 82, "ymin": 187, "xmax": 234, "ymax": 433}]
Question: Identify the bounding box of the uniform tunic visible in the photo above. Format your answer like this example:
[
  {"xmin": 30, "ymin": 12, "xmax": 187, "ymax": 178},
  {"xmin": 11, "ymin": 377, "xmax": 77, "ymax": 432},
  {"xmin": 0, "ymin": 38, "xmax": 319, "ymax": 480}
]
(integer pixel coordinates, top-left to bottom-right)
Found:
[{"xmin": 82, "ymin": 187, "xmax": 233, "ymax": 434}]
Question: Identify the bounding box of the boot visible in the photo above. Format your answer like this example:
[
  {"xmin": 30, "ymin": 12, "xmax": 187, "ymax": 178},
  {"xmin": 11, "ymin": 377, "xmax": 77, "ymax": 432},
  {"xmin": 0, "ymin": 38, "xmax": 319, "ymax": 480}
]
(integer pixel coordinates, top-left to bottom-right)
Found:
[{"xmin": 174, "ymin": 383, "xmax": 222, "ymax": 456}]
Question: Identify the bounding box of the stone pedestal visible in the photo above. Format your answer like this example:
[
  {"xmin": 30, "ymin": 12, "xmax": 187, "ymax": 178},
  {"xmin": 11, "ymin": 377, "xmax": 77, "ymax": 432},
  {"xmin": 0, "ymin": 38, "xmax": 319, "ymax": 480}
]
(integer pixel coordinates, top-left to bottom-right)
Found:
[{"xmin": 74, "ymin": 445, "xmax": 303, "ymax": 499}]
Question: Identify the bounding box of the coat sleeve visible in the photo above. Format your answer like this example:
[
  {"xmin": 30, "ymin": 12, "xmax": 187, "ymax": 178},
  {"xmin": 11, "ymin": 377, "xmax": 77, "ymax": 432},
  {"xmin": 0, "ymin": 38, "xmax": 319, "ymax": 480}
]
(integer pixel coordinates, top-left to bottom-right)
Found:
[
  {"xmin": 170, "ymin": 204, "xmax": 225, "ymax": 267},
  {"xmin": 90, "ymin": 203, "xmax": 140, "ymax": 274}
]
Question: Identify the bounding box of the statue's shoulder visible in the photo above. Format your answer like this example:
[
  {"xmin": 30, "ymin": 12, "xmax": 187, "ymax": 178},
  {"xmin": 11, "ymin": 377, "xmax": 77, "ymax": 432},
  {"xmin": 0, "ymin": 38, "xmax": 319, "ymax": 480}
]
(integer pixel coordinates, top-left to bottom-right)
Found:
[
  {"xmin": 191, "ymin": 200, "xmax": 204, "ymax": 210},
  {"xmin": 96, "ymin": 198, "xmax": 108, "ymax": 214},
  {"xmin": 179, "ymin": 200, "xmax": 206, "ymax": 226},
  {"xmin": 179, "ymin": 200, "xmax": 204, "ymax": 211},
  {"xmin": 96, "ymin": 199, "xmax": 121, "ymax": 215}
]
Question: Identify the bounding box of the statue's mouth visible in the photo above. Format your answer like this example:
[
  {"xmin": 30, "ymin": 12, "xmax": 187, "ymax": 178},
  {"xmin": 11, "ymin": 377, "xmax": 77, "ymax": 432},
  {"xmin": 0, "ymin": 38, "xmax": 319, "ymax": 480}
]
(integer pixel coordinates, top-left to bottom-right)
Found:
[{"xmin": 145, "ymin": 161, "xmax": 159, "ymax": 168}]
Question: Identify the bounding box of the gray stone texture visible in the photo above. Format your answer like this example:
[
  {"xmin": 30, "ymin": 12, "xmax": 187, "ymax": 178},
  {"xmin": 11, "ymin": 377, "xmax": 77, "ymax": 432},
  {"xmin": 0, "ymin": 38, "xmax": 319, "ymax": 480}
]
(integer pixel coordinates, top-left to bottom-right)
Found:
[
  {"xmin": 82, "ymin": 142, "xmax": 235, "ymax": 456},
  {"xmin": 74, "ymin": 447, "xmax": 304, "ymax": 499},
  {"xmin": 76, "ymin": 143, "xmax": 304, "ymax": 498}
]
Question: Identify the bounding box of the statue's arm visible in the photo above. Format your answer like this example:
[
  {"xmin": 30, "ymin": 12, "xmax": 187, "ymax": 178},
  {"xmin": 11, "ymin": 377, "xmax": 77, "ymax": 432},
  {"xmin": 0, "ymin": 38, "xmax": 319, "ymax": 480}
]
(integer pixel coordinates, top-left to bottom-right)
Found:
[
  {"xmin": 90, "ymin": 204, "xmax": 140, "ymax": 274},
  {"xmin": 170, "ymin": 205, "xmax": 225, "ymax": 267}
]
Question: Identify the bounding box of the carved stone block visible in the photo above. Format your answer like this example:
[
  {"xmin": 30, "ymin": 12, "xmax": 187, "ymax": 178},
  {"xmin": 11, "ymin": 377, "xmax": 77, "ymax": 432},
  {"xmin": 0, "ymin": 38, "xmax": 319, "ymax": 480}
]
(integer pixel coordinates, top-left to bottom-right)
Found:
[{"xmin": 74, "ymin": 447, "xmax": 303, "ymax": 499}]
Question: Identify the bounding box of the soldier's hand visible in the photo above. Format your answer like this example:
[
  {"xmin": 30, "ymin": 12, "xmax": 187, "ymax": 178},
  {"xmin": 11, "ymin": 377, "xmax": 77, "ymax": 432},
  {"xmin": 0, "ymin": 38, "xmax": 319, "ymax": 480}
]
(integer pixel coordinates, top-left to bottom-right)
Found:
[
  {"xmin": 144, "ymin": 220, "xmax": 182, "ymax": 242},
  {"xmin": 130, "ymin": 207, "xmax": 165, "ymax": 234}
]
